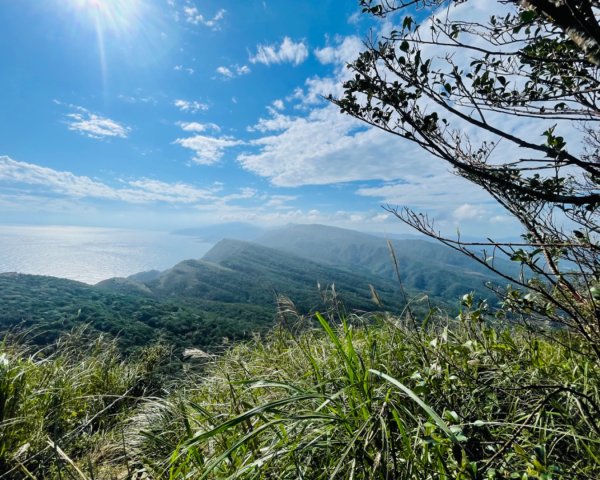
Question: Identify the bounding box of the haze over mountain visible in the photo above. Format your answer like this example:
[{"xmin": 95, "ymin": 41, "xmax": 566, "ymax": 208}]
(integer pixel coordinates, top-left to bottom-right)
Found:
[
  {"xmin": 172, "ymin": 223, "xmax": 266, "ymax": 243},
  {"xmin": 98, "ymin": 236, "xmax": 405, "ymax": 311},
  {"xmin": 255, "ymin": 224, "xmax": 509, "ymax": 301}
]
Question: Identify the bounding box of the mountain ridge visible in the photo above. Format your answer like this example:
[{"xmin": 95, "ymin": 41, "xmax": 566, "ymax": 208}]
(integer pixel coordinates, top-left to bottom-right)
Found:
[{"xmin": 0, "ymin": 223, "xmax": 510, "ymax": 353}]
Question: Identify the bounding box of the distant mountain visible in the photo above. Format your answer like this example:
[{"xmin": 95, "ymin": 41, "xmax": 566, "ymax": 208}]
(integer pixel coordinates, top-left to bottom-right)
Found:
[
  {"xmin": 101, "ymin": 239, "xmax": 405, "ymax": 312},
  {"xmin": 0, "ymin": 238, "xmax": 407, "ymax": 352},
  {"xmin": 0, "ymin": 223, "xmax": 513, "ymax": 353},
  {"xmin": 255, "ymin": 224, "xmax": 512, "ymax": 302}
]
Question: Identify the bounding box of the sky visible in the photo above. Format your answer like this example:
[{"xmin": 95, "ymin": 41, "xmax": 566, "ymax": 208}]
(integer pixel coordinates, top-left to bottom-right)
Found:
[{"xmin": 0, "ymin": 0, "xmax": 522, "ymax": 236}]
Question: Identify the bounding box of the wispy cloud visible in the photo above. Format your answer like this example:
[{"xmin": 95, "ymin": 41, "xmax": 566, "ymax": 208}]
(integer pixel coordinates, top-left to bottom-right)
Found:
[
  {"xmin": 174, "ymin": 65, "xmax": 195, "ymax": 75},
  {"xmin": 239, "ymin": 105, "xmax": 411, "ymax": 186},
  {"xmin": 174, "ymin": 123, "xmax": 242, "ymax": 165},
  {"xmin": 174, "ymin": 99, "xmax": 209, "ymax": 113},
  {"xmin": 247, "ymin": 108, "xmax": 295, "ymax": 133},
  {"xmin": 63, "ymin": 106, "xmax": 130, "ymax": 139},
  {"xmin": 0, "ymin": 156, "xmax": 217, "ymax": 204},
  {"xmin": 174, "ymin": 133, "xmax": 243, "ymax": 165},
  {"xmin": 238, "ymin": 31, "xmax": 524, "ymax": 229},
  {"xmin": 0, "ymin": 156, "xmax": 320, "ymax": 227},
  {"xmin": 177, "ymin": 122, "xmax": 221, "ymax": 133},
  {"xmin": 183, "ymin": 6, "xmax": 226, "ymax": 29},
  {"xmin": 215, "ymin": 64, "xmax": 251, "ymax": 79},
  {"xmin": 117, "ymin": 94, "xmax": 157, "ymax": 105},
  {"xmin": 249, "ymin": 37, "xmax": 308, "ymax": 66}
]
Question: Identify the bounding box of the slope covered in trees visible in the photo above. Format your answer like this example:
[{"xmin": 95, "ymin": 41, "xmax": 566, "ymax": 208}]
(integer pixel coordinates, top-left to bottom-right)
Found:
[
  {"xmin": 256, "ymin": 224, "xmax": 515, "ymax": 301},
  {"xmin": 1, "ymin": 225, "xmax": 506, "ymax": 353}
]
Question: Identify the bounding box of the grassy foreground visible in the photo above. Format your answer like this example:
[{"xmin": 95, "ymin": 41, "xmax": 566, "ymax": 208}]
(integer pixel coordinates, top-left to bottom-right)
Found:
[{"xmin": 1, "ymin": 304, "xmax": 599, "ymax": 479}]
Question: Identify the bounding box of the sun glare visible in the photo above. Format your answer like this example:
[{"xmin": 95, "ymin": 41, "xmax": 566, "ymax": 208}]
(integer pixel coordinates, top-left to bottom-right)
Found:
[
  {"xmin": 69, "ymin": 0, "xmax": 142, "ymax": 33},
  {"xmin": 65, "ymin": 0, "xmax": 148, "ymax": 96}
]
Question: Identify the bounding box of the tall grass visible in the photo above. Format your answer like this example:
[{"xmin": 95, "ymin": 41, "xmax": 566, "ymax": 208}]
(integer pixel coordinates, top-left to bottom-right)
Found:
[
  {"xmin": 0, "ymin": 328, "xmax": 168, "ymax": 479},
  {"xmin": 127, "ymin": 306, "xmax": 600, "ymax": 479},
  {"xmin": 2, "ymin": 306, "xmax": 599, "ymax": 478}
]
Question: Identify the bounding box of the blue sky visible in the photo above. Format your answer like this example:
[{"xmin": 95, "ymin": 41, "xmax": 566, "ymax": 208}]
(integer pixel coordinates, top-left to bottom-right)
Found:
[{"xmin": 0, "ymin": 0, "xmax": 520, "ymax": 235}]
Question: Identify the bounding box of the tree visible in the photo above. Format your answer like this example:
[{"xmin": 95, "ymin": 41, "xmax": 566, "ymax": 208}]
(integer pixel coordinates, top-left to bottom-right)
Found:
[{"xmin": 333, "ymin": 0, "xmax": 600, "ymax": 360}]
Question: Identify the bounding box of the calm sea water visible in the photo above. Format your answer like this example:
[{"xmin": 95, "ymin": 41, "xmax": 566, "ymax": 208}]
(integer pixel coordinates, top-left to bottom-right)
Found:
[{"xmin": 0, "ymin": 225, "xmax": 213, "ymax": 284}]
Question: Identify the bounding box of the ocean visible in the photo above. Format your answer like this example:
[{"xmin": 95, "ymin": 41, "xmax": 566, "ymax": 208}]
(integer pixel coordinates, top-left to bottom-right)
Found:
[{"xmin": 0, "ymin": 225, "xmax": 213, "ymax": 284}]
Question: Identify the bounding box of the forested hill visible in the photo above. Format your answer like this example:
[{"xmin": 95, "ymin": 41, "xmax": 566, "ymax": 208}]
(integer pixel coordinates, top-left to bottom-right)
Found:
[
  {"xmin": 255, "ymin": 223, "xmax": 511, "ymax": 301},
  {"xmin": 0, "ymin": 225, "xmax": 509, "ymax": 353},
  {"xmin": 0, "ymin": 239, "xmax": 403, "ymax": 352},
  {"xmin": 138, "ymin": 239, "xmax": 403, "ymax": 309}
]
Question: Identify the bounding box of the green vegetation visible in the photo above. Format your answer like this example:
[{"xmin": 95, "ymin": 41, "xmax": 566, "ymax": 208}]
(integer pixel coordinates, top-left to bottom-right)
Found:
[
  {"xmin": 2, "ymin": 2, "xmax": 599, "ymax": 477},
  {"xmin": 1, "ymin": 229, "xmax": 503, "ymax": 354},
  {"xmin": 1, "ymin": 305, "xmax": 599, "ymax": 478},
  {"xmin": 335, "ymin": 0, "xmax": 600, "ymax": 361},
  {"xmin": 255, "ymin": 224, "xmax": 515, "ymax": 301},
  {"xmin": 0, "ymin": 273, "xmax": 274, "ymax": 353},
  {"xmin": 0, "ymin": 329, "xmax": 168, "ymax": 478}
]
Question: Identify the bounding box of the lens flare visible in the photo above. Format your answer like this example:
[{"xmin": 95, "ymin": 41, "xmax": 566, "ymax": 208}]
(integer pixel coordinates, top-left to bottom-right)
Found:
[
  {"xmin": 70, "ymin": 0, "xmax": 142, "ymax": 33},
  {"xmin": 67, "ymin": 0, "xmax": 146, "ymax": 95}
]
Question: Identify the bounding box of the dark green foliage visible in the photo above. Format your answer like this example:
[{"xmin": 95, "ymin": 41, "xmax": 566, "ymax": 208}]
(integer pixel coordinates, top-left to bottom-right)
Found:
[{"xmin": 0, "ymin": 273, "xmax": 273, "ymax": 354}]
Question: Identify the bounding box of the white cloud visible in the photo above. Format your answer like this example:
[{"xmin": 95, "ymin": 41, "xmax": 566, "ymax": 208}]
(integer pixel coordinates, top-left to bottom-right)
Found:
[
  {"xmin": 0, "ymin": 156, "xmax": 217, "ymax": 204},
  {"xmin": 0, "ymin": 155, "xmax": 302, "ymax": 213},
  {"xmin": 248, "ymin": 109, "xmax": 295, "ymax": 133},
  {"xmin": 64, "ymin": 106, "xmax": 130, "ymax": 139},
  {"xmin": 347, "ymin": 12, "xmax": 361, "ymax": 25},
  {"xmin": 215, "ymin": 64, "xmax": 251, "ymax": 79},
  {"xmin": 126, "ymin": 178, "xmax": 219, "ymax": 203},
  {"xmin": 197, "ymin": 206, "xmax": 399, "ymax": 229},
  {"xmin": 272, "ymin": 99, "xmax": 285, "ymax": 110},
  {"xmin": 174, "ymin": 99, "xmax": 209, "ymax": 113},
  {"xmin": 249, "ymin": 37, "xmax": 308, "ymax": 66},
  {"xmin": 174, "ymin": 133, "xmax": 243, "ymax": 165},
  {"xmin": 452, "ymin": 203, "xmax": 488, "ymax": 221},
  {"xmin": 264, "ymin": 194, "xmax": 297, "ymax": 209},
  {"xmin": 0, "ymin": 156, "xmax": 330, "ymax": 228},
  {"xmin": 240, "ymin": 104, "xmax": 422, "ymax": 186},
  {"xmin": 178, "ymin": 122, "xmax": 221, "ymax": 133},
  {"xmin": 239, "ymin": 12, "xmax": 577, "ymax": 233},
  {"xmin": 314, "ymin": 36, "xmax": 363, "ymax": 66},
  {"xmin": 1, "ymin": 154, "xmax": 420, "ymax": 230},
  {"xmin": 356, "ymin": 175, "xmax": 492, "ymax": 211},
  {"xmin": 216, "ymin": 66, "xmax": 233, "ymax": 77},
  {"xmin": 183, "ymin": 6, "xmax": 226, "ymax": 29}
]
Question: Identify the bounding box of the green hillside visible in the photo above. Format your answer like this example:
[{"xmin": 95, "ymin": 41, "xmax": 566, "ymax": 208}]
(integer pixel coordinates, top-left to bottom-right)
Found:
[
  {"xmin": 0, "ymin": 238, "xmax": 406, "ymax": 352},
  {"xmin": 0, "ymin": 272, "xmax": 274, "ymax": 353},
  {"xmin": 256, "ymin": 224, "xmax": 512, "ymax": 301},
  {"xmin": 98, "ymin": 238, "xmax": 406, "ymax": 311},
  {"xmin": 0, "ymin": 226, "xmax": 514, "ymax": 354},
  {"xmin": 1, "ymin": 310, "xmax": 598, "ymax": 479}
]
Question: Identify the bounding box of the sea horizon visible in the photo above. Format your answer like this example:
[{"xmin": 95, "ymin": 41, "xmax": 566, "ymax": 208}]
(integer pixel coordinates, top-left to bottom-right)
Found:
[{"xmin": 0, "ymin": 224, "xmax": 213, "ymax": 284}]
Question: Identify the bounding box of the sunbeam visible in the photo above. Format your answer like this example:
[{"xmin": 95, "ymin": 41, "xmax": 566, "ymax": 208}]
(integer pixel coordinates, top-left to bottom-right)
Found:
[{"xmin": 69, "ymin": 0, "xmax": 143, "ymax": 33}]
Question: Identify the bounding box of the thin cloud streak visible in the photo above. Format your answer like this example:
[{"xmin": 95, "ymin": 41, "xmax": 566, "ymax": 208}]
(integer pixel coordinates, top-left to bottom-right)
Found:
[{"xmin": 64, "ymin": 106, "xmax": 130, "ymax": 139}]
